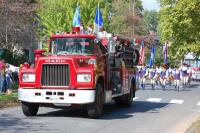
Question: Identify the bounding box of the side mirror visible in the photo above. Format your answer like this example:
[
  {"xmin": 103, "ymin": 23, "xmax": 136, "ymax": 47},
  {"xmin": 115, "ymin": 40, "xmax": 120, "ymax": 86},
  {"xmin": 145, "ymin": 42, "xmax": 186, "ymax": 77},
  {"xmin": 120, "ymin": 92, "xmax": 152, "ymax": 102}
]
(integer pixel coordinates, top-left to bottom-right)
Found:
[
  {"xmin": 108, "ymin": 38, "xmax": 116, "ymax": 54},
  {"xmin": 34, "ymin": 49, "xmax": 46, "ymax": 57}
]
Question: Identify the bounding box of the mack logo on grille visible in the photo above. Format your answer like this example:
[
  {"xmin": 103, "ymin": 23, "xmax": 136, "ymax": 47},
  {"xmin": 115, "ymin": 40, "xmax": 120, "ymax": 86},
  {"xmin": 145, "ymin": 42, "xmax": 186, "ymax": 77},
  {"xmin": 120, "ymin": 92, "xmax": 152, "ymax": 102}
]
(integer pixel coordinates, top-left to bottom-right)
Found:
[{"xmin": 45, "ymin": 59, "xmax": 66, "ymax": 63}]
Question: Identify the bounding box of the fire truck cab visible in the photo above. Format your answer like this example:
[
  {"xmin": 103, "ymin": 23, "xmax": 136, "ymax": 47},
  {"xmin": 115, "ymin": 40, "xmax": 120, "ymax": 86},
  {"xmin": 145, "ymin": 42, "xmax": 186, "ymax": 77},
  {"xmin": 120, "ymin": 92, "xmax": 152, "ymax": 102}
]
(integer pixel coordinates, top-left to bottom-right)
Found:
[{"xmin": 18, "ymin": 31, "xmax": 139, "ymax": 118}]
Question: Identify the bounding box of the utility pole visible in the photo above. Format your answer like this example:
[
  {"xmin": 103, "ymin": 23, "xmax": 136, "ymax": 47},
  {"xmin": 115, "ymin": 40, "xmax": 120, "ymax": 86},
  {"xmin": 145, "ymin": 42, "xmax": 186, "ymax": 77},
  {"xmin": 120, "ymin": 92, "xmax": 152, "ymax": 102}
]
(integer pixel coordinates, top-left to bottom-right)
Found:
[
  {"xmin": 132, "ymin": 0, "xmax": 135, "ymax": 36},
  {"xmin": 5, "ymin": 2, "xmax": 8, "ymax": 45}
]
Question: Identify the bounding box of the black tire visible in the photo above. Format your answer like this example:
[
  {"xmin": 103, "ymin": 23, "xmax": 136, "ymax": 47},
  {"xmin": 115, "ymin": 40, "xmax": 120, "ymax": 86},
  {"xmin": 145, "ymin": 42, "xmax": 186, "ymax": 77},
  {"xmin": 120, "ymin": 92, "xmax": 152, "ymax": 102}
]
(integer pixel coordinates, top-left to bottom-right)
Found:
[
  {"xmin": 87, "ymin": 84, "xmax": 104, "ymax": 119},
  {"xmin": 21, "ymin": 101, "xmax": 39, "ymax": 116},
  {"xmin": 114, "ymin": 87, "xmax": 134, "ymax": 107},
  {"xmin": 123, "ymin": 87, "xmax": 134, "ymax": 107},
  {"xmin": 114, "ymin": 97, "xmax": 123, "ymax": 106}
]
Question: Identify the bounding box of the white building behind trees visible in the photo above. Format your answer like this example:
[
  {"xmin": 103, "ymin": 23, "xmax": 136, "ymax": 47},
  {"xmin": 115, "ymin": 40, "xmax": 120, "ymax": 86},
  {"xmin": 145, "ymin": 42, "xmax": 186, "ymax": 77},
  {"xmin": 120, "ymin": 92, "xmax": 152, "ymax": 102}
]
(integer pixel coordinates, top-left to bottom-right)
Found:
[{"xmin": 184, "ymin": 53, "xmax": 200, "ymax": 67}]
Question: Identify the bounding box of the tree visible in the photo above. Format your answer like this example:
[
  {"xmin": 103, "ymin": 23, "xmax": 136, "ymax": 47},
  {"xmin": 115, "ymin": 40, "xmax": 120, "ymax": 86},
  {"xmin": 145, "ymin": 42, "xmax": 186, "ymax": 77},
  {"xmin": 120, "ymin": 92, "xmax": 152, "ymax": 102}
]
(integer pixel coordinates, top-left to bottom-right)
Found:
[
  {"xmin": 36, "ymin": 0, "xmax": 111, "ymax": 40},
  {"xmin": 159, "ymin": 0, "xmax": 200, "ymax": 60},
  {"xmin": 0, "ymin": 0, "xmax": 39, "ymax": 63},
  {"xmin": 143, "ymin": 10, "xmax": 159, "ymax": 32},
  {"xmin": 109, "ymin": 0, "xmax": 148, "ymax": 36},
  {"xmin": 0, "ymin": 0, "xmax": 38, "ymax": 50}
]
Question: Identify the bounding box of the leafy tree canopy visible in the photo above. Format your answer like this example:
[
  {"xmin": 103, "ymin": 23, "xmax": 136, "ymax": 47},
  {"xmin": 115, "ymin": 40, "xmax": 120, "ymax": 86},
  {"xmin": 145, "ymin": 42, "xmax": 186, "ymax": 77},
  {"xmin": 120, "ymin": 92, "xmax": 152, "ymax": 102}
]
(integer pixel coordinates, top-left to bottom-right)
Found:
[
  {"xmin": 109, "ymin": 0, "xmax": 147, "ymax": 36},
  {"xmin": 143, "ymin": 10, "xmax": 159, "ymax": 32},
  {"xmin": 36, "ymin": 0, "xmax": 110, "ymax": 39},
  {"xmin": 159, "ymin": 0, "xmax": 200, "ymax": 60}
]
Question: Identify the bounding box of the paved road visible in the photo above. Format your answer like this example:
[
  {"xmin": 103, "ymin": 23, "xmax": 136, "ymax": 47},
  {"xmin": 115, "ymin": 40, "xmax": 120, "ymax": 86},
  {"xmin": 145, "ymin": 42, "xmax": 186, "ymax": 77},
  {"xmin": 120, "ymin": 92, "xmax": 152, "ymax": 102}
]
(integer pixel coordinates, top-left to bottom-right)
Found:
[{"xmin": 1, "ymin": 82, "xmax": 200, "ymax": 133}]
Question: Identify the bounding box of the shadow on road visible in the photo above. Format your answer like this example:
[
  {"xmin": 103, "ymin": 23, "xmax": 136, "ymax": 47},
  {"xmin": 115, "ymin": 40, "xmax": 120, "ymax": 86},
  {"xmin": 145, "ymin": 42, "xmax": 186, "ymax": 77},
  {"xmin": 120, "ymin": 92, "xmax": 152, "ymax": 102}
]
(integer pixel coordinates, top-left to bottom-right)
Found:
[
  {"xmin": 101, "ymin": 101, "xmax": 169, "ymax": 120},
  {"xmin": 189, "ymin": 83, "xmax": 200, "ymax": 88},
  {"xmin": 0, "ymin": 113, "xmax": 58, "ymax": 132},
  {"xmin": 37, "ymin": 101, "xmax": 169, "ymax": 120},
  {"xmin": 140, "ymin": 84, "xmax": 193, "ymax": 92}
]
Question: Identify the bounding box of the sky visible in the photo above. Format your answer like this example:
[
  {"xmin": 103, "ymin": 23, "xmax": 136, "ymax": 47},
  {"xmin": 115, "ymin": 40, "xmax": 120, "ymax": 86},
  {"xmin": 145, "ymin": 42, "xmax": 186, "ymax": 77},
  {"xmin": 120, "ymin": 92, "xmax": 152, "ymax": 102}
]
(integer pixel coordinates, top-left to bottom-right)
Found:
[{"xmin": 141, "ymin": 0, "xmax": 160, "ymax": 11}]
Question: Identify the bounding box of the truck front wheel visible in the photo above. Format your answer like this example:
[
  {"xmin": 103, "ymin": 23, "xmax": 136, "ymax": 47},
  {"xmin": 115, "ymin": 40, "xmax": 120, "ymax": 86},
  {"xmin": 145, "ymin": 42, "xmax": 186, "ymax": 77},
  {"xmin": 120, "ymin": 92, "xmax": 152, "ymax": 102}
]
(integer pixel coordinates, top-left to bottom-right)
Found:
[
  {"xmin": 21, "ymin": 101, "xmax": 39, "ymax": 116},
  {"xmin": 87, "ymin": 84, "xmax": 104, "ymax": 119}
]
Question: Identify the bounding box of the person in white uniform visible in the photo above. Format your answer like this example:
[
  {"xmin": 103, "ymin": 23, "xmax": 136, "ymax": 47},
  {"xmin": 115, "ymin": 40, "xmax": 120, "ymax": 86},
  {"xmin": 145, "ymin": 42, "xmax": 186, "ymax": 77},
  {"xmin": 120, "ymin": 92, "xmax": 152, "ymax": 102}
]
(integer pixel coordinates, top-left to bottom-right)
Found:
[
  {"xmin": 155, "ymin": 65, "xmax": 162, "ymax": 85},
  {"xmin": 180, "ymin": 63, "xmax": 188, "ymax": 87},
  {"xmin": 138, "ymin": 64, "xmax": 148, "ymax": 90},
  {"xmin": 173, "ymin": 66, "xmax": 181, "ymax": 91},
  {"xmin": 148, "ymin": 65, "xmax": 157, "ymax": 90},
  {"xmin": 160, "ymin": 64, "xmax": 168, "ymax": 90}
]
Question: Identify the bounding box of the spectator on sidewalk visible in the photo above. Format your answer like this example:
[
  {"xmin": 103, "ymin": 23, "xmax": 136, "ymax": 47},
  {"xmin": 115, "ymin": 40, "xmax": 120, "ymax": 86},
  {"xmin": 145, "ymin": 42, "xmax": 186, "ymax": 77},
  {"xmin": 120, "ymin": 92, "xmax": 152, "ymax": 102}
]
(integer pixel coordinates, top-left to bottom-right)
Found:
[
  {"xmin": 0, "ymin": 59, "xmax": 6, "ymax": 93},
  {"xmin": 5, "ymin": 64, "xmax": 12, "ymax": 94}
]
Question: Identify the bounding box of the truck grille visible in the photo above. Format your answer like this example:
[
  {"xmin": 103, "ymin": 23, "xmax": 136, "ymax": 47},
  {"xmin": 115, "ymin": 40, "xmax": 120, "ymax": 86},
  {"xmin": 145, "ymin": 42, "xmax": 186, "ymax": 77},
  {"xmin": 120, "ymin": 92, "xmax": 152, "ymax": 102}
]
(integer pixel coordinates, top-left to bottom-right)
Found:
[{"xmin": 41, "ymin": 64, "xmax": 70, "ymax": 86}]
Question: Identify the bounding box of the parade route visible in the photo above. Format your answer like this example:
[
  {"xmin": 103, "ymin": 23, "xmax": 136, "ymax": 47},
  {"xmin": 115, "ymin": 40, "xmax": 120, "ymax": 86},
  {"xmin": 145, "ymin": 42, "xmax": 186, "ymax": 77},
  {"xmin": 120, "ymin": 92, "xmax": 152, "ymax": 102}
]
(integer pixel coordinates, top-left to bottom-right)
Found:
[{"xmin": 0, "ymin": 82, "xmax": 200, "ymax": 133}]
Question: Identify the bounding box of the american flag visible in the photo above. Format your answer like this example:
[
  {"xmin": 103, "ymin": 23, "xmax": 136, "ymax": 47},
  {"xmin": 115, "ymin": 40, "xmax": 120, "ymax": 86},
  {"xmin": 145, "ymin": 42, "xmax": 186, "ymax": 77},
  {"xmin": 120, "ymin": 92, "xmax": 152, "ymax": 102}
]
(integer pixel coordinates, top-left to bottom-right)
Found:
[{"xmin": 139, "ymin": 40, "xmax": 145, "ymax": 64}]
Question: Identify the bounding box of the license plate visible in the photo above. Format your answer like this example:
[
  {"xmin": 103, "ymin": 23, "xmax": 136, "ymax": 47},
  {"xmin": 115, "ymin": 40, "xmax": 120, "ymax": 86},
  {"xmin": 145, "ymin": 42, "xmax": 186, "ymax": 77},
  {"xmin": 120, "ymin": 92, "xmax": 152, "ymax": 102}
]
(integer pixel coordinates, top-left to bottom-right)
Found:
[
  {"xmin": 49, "ymin": 96, "xmax": 59, "ymax": 101},
  {"xmin": 53, "ymin": 103, "xmax": 71, "ymax": 107}
]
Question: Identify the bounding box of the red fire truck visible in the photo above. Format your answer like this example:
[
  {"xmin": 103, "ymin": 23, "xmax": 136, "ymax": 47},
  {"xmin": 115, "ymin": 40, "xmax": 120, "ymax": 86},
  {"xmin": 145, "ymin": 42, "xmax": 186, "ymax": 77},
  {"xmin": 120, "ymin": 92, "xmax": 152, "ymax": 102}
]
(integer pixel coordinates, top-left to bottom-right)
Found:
[{"xmin": 18, "ymin": 31, "xmax": 139, "ymax": 118}]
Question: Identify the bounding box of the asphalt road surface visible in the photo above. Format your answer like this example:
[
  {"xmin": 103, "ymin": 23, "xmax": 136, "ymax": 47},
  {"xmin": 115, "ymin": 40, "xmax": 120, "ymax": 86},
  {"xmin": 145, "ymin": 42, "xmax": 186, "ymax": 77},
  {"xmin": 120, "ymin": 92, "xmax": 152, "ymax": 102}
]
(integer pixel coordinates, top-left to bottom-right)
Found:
[{"xmin": 1, "ymin": 82, "xmax": 200, "ymax": 133}]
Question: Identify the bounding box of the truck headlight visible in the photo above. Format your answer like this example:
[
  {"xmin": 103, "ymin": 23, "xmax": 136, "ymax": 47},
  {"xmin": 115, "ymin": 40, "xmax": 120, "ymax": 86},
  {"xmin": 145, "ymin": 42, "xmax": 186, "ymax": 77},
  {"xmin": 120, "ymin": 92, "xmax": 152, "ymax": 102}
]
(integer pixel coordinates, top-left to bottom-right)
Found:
[
  {"xmin": 77, "ymin": 74, "xmax": 91, "ymax": 83},
  {"xmin": 22, "ymin": 73, "xmax": 35, "ymax": 82}
]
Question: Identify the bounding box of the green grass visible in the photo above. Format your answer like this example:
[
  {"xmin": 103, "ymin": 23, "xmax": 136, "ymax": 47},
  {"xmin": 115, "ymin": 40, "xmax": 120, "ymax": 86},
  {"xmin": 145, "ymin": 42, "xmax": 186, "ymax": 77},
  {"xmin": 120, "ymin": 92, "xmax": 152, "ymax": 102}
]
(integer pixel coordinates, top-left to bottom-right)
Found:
[{"xmin": 0, "ymin": 93, "xmax": 18, "ymax": 102}]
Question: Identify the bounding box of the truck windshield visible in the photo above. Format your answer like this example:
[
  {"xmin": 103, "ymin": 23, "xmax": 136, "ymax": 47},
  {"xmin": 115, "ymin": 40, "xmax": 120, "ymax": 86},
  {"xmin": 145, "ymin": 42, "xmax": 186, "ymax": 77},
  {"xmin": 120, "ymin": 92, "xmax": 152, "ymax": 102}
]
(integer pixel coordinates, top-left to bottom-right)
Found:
[{"xmin": 50, "ymin": 38, "xmax": 95, "ymax": 55}]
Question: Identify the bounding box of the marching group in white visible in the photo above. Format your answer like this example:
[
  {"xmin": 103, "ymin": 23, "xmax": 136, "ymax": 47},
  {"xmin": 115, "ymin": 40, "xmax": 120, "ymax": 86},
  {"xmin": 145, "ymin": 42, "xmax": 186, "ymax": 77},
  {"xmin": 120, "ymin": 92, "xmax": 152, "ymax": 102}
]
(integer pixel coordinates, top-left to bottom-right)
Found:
[{"xmin": 137, "ymin": 63, "xmax": 193, "ymax": 91}]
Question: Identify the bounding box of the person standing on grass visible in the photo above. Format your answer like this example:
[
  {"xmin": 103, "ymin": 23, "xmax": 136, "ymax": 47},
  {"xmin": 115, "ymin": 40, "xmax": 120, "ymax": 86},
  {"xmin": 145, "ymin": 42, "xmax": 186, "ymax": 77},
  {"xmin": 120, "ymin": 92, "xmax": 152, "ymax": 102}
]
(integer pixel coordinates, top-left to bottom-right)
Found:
[
  {"xmin": 0, "ymin": 59, "xmax": 6, "ymax": 93},
  {"xmin": 0, "ymin": 59, "xmax": 3, "ymax": 93},
  {"xmin": 5, "ymin": 64, "xmax": 12, "ymax": 93}
]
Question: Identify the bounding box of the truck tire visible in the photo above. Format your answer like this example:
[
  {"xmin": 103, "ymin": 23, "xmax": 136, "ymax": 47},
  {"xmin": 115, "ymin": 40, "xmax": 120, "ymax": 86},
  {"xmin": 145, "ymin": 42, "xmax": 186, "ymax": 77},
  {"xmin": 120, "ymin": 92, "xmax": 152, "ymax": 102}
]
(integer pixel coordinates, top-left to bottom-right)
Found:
[
  {"xmin": 21, "ymin": 101, "xmax": 39, "ymax": 116},
  {"xmin": 87, "ymin": 84, "xmax": 104, "ymax": 119},
  {"xmin": 114, "ymin": 87, "xmax": 134, "ymax": 107},
  {"xmin": 123, "ymin": 87, "xmax": 134, "ymax": 107}
]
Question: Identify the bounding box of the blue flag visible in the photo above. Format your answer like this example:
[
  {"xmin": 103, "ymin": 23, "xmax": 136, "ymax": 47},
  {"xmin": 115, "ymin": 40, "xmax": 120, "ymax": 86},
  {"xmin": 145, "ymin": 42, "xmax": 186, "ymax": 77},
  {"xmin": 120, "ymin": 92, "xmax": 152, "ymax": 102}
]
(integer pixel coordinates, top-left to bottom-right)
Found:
[
  {"xmin": 94, "ymin": 4, "xmax": 103, "ymax": 33},
  {"xmin": 73, "ymin": 6, "xmax": 80, "ymax": 27},
  {"xmin": 148, "ymin": 45, "xmax": 156, "ymax": 67}
]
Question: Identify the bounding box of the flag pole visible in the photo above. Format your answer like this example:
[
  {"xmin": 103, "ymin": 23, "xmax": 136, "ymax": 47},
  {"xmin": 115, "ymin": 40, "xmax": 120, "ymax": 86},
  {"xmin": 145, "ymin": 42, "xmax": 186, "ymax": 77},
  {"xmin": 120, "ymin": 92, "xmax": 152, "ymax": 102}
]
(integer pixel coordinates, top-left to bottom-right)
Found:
[{"xmin": 98, "ymin": 3, "xmax": 99, "ymax": 32}]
